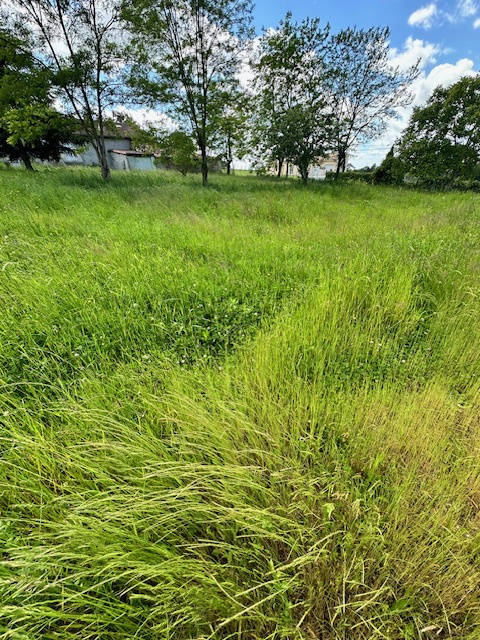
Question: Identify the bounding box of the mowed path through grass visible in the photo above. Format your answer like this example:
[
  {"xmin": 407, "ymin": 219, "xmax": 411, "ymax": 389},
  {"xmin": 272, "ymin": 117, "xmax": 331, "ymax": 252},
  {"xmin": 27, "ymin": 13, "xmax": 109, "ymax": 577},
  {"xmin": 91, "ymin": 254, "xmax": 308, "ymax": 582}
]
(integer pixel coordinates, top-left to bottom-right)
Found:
[{"xmin": 1, "ymin": 167, "xmax": 480, "ymax": 639}]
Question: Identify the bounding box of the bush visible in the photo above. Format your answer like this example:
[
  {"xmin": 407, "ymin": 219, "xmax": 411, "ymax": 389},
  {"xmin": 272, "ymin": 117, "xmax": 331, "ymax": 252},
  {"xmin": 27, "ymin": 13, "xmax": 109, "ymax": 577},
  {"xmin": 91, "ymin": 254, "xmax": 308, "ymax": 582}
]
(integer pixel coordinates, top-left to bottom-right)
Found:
[
  {"xmin": 326, "ymin": 170, "xmax": 374, "ymax": 183},
  {"xmin": 373, "ymin": 149, "xmax": 406, "ymax": 185},
  {"xmin": 158, "ymin": 131, "xmax": 200, "ymax": 175},
  {"xmin": 451, "ymin": 177, "xmax": 480, "ymax": 192}
]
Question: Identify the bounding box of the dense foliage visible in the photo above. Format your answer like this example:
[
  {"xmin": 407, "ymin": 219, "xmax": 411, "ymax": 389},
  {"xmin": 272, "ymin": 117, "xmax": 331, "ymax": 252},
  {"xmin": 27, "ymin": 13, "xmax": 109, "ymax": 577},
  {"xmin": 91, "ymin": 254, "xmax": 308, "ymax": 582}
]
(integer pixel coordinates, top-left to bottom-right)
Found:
[
  {"xmin": 0, "ymin": 28, "xmax": 74, "ymax": 168},
  {"xmin": 157, "ymin": 131, "xmax": 199, "ymax": 175},
  {"xmin": 4, "ymin": 0, "xmax": 129, "ymax": 179},
  {"xmin": 378, "ymin": 76, "xmax": 480, "ymax": 189},
  {"xmin": 3, "ymin": 1, "xmax": 420, "ymax": 183},
  {"xmin": 251, "ymin": 13, "xmax": 332, "ymax": 183},
  {"xmin": 251, "ymin": 19, "xmax": 418, "ymax": 181}
]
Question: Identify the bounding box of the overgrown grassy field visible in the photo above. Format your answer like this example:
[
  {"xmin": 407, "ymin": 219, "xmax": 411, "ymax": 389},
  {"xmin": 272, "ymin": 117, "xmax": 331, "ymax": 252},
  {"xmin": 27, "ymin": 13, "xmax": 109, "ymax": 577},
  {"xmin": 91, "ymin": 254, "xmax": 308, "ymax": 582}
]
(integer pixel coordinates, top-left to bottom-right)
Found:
[{"xmin": 1, "ymin": 166, "xmax": 480, "ymax": 639}]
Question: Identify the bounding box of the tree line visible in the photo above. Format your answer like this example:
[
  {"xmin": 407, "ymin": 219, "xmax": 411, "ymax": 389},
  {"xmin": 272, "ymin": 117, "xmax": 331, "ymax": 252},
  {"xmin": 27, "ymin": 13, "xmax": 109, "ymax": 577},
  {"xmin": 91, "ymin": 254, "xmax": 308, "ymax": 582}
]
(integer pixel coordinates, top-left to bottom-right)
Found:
[{"xmin": 1, "ymin": 0, "xmax": 419, "ymax": 185}]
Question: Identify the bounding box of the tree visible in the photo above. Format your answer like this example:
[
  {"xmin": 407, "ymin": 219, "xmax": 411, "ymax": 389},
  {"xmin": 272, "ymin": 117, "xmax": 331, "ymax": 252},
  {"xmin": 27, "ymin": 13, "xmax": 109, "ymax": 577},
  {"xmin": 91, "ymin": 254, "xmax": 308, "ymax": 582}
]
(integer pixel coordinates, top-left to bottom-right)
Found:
[
  {"xmin": 251, "ymin": 13, "xmax": 333, "ymax": 184},
  {"xmin": 325, "ymin": 26, "xmax": 419, "ymax": 178},
  {"xmin": 214, "ymin": 86, "xmax": 249, "ymax": 175},
  {"xmin": 6, "ymin": 0, "xmax": 128, "ymax": 180},
  {"xmin": 125, "ymin": 0, "xmax": 253, "ymax": 186},
  {"xmin": 282, "ymin": 104, "xmax": 332, "ymax": 184},
  {"xmin": 0, "ymin": 25, "xmax": 49, "ymax": 106},
  {"xmin": 251, "ymin": 114, "xmax": 293, "ymax": 178},
  {"xmin": 158, "ymin": 130, "xmax": 199, "ymax": 175},
  {"xmin": 0, "ymin": 106, "xmax": 75, "ymax": 170},
  {"xmin": 373, "ymin": 146, "xmax": 405, "ymax": 185},
  {"xmin": 0, "ymin": 26, "xmax": 75, "ymax": 169},
  {"xmin": 394, "ymin": 76, "xmax": 480, "ymax": 187}
]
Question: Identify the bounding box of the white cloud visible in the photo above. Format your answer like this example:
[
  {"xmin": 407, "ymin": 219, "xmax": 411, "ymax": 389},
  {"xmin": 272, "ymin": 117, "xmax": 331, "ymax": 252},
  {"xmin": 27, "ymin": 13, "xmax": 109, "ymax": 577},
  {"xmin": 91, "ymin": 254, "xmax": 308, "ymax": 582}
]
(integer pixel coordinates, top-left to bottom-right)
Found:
[
  {"xmin": 457, "ymin": 0, "xmax": 478, "ymax": 17},
  {"xmin": 408, "ymin": 4, "xmax": 438, "ymax": 28},
  {"xmin": 389, "ymin": 36, "xmax": 440, "ymax": 70},
  {"xmin": 444, "ymin": 0, "xmax": 478, "ymax": 23},
  {"xmin": 238, "ymin": 38, "xmax": 260, "ymax": 88},
  {"xmin": 474, "ymin": 17, "xmax": 480, "ymax": 26},
  {"xmin": 407, "ymin": 1, "xmax": 478, "ymax": 28},
  {"xmin": 413, "ymin": 57, "xmax": 476, "ymax": 104}
]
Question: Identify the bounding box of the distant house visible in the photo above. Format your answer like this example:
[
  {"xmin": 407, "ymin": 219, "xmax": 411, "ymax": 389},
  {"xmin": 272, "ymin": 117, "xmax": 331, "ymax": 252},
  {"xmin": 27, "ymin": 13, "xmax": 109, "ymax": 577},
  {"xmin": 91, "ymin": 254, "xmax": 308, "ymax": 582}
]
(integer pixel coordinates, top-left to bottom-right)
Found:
[
  {"xmin": 61, "ymin": 135, "xmax": 132, "ymax": 168},
  {"xmin": 60, "ymin": 123, "xmax": 154, "ymax": 171},
  {"xmin": 275, "ymin": 154, "xmax": 342, "ymax": 180},
  {"xmin": 109, "ymin": 149, "xmax": 155, "ymax": 171}
]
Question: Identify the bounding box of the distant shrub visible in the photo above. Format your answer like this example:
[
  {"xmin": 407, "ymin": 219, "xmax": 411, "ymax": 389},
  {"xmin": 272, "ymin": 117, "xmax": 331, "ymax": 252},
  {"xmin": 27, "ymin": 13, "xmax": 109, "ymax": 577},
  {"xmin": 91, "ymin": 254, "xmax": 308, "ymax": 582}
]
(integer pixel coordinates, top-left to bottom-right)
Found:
[
  {"xmin": 402, "ymin": 176, "xmax": 480, "ymax": 191},
  {"xmin": 326, "ymin": 170, "xmax": 374, "ymax": 183},
  {"xmin": 157, "ymin": 131, "xmax": 200, "ymax": 176},
  {"xmin": 451, "ymin": 178, "xmax": 480, "ymax": 192},
  {"xmin": 330, "ymin": 167, "xmax": 480, "ymax": 192},
  {"xmin": 373, "ymin": 148, "xmax": 406, "ymax": 185}
]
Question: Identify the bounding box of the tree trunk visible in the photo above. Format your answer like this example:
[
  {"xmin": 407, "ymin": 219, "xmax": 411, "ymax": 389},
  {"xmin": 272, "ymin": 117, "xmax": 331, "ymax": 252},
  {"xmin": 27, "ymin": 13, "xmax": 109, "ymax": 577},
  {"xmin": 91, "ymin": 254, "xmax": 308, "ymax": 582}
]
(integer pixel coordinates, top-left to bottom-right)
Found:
[
  {"xmin": 335, "ymin": 157, "xmax": 341, "ymax": 180},
  {"xmin": 226, "ymin": 137, "xmax": 232, "ymax": 175},
  {"xmin": 200, "ymin": 145, "xmax": 208, "ymax": 186},
  {"xmin": 94, "ymin": 135, "xmax": 111, "ymax": 180},
  {"xmin": 99, "ymin": 145, "xmax": 110, "ymax": 180},
  {"xmin": 285, "ymin": 162, "xmax": 289, "ymax": 178},
  {"xmin": 299, "ymin": 163, "xmax": 309, "ymax": 184},
  {"xmin": 100, "ymin": 161, "xmax": 110, "ymax": 180},
  {"xmin": 21, "ymin": 151, "xmax": 34, "ymax": 171},
  {"xmin": 277, "ymin": 160, "xmax": 283, "ymax": 177},
  {"xmin": 335, "ymin": 149, "xmax": 346, "ymax": 180}
]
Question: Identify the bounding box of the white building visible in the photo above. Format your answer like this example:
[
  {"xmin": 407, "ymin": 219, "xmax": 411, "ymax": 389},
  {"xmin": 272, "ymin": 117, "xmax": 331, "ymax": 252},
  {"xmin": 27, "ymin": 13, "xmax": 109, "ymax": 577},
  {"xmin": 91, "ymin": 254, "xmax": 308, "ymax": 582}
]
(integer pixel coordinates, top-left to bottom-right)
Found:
[
  {"xmin": 109, "ymin": 149, "xmax": 155, "ymax": 171},
  {"xmin": 279, "ymin": 154, "xmax": 341, "ymax": 180},
  {"xmin": 60, "ymin": 122, "xmax": 155, "ymax": 171},
  {"xmin": 60, "ymin": 135, "xmax": 133, "ymax": 169}
]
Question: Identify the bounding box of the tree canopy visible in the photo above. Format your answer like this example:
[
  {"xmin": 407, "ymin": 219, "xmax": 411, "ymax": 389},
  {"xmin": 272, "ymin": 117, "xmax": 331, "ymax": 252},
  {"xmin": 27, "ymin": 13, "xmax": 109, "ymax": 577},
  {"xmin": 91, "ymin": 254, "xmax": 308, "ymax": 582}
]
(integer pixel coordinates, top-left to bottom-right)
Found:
[
  {"xmin": 395, "ymin": 76, "xmax": 480, "ymax": 187},
  {"xmin": 325, "ymin": 26, "xmax": 419, "ymax": 177},
  {"xmin": 1, "ymin": 3, "xmax": 429, "ymax": 183},
  {"xmin": 0, "ymin": 26, "xmax": 75, "ymax": 169},
  {"xmin": 125, "ymin": 0, "xmax": 253, "ymax": 185},
  {"xmin": 6, "ymin": 0, "xmax": 128, "ymax": 179},
  {"xmin": 158, "ymin": 131, "xmax": 198, "ymax": 175},
  {"xmin": 374, "ymin": 76, "xmax": 480, "ymax": 188},
  {"xmin": 251, "ymin": 12, "xmax": 332, "ymax": 183}
]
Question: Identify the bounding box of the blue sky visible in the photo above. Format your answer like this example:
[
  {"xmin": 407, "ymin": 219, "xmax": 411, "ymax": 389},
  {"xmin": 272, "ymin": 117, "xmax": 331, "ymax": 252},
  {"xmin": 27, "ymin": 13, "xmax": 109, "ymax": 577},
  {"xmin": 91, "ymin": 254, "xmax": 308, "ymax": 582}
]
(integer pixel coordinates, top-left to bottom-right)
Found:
[{"xmin": 253, "ymin": 0, "xmax": 480, "ymax": 166}]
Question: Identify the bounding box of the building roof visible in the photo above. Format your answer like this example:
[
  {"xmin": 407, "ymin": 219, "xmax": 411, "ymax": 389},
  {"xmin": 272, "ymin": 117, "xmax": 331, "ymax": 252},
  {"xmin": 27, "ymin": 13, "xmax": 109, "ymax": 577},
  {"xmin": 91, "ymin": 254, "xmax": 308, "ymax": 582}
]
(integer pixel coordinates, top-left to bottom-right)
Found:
[
  {"xmin": 104, "ymin": 135, "xmax": 132, "ymax": 141},
  {"xmin": 75, "ymin": 120, "xmax": 135, "ymax": 141},
  {"xmin": 105, "ymin": 121, "xmax": 136, "ymax": 139},
  {"xmin": 109, "ymin": 149, "xmax": 154, "ymax": 157},
  {"xmin": 75, "ymin": 131, "xmax": 132, "ymax": 142}
]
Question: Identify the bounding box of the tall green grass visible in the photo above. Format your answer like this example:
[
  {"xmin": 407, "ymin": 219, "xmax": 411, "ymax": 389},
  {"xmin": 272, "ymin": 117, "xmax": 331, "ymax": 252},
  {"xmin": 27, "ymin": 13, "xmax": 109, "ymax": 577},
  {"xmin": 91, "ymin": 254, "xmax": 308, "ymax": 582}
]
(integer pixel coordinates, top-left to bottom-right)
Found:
[{"xmin": 1, "ymin": 167, "xmax": 480, "ymax": 638}]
